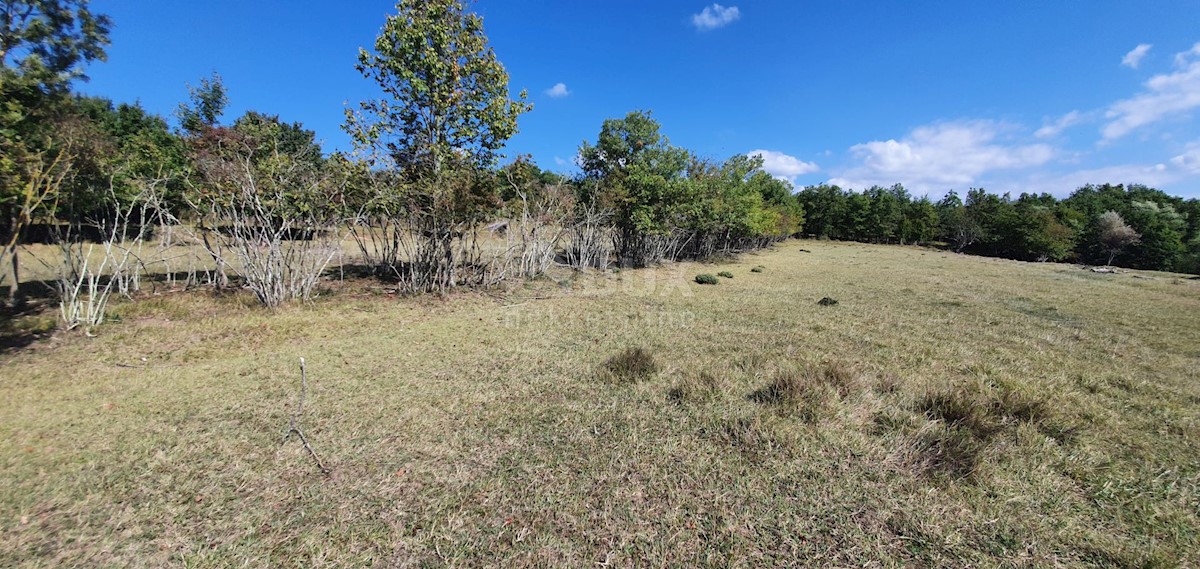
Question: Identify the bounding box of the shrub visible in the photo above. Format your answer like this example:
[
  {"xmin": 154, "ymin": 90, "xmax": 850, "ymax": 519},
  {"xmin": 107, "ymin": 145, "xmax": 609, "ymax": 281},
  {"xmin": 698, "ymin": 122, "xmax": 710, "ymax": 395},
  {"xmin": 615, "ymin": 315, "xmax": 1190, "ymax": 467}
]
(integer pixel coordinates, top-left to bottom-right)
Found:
[
  {"xmin": 695, "ymin": 274, "xmax": 718, "ymax": 285},
  {"xmin": 717, "ymin": 271, "xmax": 734, "ymax": 278},
  {"xmin": 817, "ymin": 297, "xmax": 839, "ymax": 306},
  {"xmin": 603, "ymin": 346, "xmax": 659, "ymax": 383},
  {"xmin": 750, "ymin": 266, "xmax": 764, "ymax": 273}
]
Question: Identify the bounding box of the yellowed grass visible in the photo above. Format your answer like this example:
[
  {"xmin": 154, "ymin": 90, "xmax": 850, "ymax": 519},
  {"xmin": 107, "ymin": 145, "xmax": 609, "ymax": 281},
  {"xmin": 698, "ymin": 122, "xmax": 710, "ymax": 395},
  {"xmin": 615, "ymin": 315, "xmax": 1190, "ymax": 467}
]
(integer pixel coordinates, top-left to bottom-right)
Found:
[{"xmin": 1, "ymin": 240, "xmax": 1198, "ymax": 567}]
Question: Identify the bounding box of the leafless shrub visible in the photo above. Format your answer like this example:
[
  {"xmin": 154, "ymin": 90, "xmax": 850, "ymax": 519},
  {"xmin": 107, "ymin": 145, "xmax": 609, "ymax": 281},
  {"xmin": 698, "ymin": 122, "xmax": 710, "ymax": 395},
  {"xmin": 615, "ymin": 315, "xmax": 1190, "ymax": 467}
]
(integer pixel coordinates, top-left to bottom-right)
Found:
[
  {"xmin": 44, "ymin": 184, "xmax": 159, "ymax": 331},
  {"xmin": 496, "ymin": 176, "xmax": 572, "ymax": 279},
  {"xmin": 187, "ymin": 129, "xmax": 344, "ymax": 307},
  {"xmin": 565, "ymin": 193, "xmax": 613, "ymax": 270},
  {"xmin": 344, "ymin": 164, "xmax": 503, "ymax": 294}
]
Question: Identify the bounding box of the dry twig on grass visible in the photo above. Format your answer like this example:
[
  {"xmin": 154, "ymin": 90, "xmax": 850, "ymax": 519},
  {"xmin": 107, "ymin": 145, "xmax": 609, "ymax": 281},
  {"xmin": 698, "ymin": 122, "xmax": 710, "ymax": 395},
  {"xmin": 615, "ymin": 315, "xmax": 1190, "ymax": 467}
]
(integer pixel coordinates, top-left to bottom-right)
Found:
[{"xmin": 283, "ymin": 357, "xmax": 331, "ymax": 476}]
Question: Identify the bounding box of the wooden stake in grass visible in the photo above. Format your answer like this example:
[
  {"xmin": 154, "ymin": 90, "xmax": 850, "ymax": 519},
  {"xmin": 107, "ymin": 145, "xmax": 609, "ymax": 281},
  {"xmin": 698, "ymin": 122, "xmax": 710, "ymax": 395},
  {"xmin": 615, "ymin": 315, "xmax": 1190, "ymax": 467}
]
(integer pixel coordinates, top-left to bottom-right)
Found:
[{"xmin": 283, "ymin": 357, "xmax": 331, "ymax": 476}]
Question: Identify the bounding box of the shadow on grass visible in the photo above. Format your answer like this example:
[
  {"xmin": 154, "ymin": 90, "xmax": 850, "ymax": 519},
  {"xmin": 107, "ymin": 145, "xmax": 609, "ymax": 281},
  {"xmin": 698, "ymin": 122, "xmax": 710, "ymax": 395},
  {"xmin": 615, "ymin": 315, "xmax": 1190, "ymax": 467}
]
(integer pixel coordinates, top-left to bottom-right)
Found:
[{"xmin": 0, "ymin": 299, "xmax": 56, "ymax": 355}]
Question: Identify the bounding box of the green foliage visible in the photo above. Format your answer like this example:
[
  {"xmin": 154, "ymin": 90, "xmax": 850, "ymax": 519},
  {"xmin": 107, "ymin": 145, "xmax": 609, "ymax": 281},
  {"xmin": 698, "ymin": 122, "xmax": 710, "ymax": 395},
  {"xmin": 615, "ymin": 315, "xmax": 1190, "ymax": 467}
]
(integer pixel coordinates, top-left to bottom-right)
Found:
[
  {"xmin": 717, "ymin": 271, "xmax": 733, "ymax": 278},
  {"xmin": 65, "ymin": 96, "xmax": 188, "ymax": 218},
  {"xmin": 176, "ymin": 73, "xmax": 227, "ymax": 134},
  {"xmin": 1, "ymin": 0, "xmax": 112, "ymax": 208},
  {"xmin": 694, "ymin": 273, "xmax": 718, "ymax": 285},
  {"xmin": 1066, "ymin": 184, "xmax": 1189, "ymax": 270},
  {"xmin": 579, "ymin": 111, "xmax": 802, "ymax": 265},
  {"xmin": 579, "ymin": 110, "xmax": 690, "ymax": 264},
  {"xmin": 346, "ymin": 0, "xmax": 529, "ymax": 176},
  {"xmin": 341, "ymin": 0, "xmax": 528, "ymax": 292},
  {"xmin": 750, "ymin": 265, "xmax": 764, "ymax": 273},
  {"xmin": 0, "ymin": 0, "xmax": 111, "ymax": 91},
  {"xmin": 0, "ymin": 1, "xmax": 111, "ymax": 301}
]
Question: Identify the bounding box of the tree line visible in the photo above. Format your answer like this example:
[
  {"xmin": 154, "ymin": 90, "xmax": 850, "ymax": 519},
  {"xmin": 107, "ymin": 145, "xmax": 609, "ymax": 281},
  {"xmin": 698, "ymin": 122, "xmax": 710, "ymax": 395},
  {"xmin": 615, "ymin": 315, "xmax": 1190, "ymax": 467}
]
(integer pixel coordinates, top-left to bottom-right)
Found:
[
  {"xmin": 796, "ymin": 183, "xmax": 1200, "ymax": 273},
  {"xmin": 2, "ymin": 0, "xmax": 1198, "ymax": 326}
]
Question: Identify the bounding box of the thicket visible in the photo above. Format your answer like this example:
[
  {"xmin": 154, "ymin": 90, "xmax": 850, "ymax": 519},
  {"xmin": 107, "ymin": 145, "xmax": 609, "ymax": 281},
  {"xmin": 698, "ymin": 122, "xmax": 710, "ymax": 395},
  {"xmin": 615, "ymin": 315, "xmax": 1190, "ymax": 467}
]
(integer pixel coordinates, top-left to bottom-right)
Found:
[{"xmin": 4, "ymin": 0, "xmax": 1199, "ymax": 329}]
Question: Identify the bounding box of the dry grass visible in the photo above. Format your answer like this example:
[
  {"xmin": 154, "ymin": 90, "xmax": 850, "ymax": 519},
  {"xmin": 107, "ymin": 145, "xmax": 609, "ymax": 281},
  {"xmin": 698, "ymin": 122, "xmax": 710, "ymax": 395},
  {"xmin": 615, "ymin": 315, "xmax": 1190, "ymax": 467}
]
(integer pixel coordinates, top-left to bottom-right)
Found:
[
  {"xmin": 601, "ymin": 346, "xmax": 660, "ymax": 384},
  {"xmin": 1, "ymin": 240, "xmax": 1199, "ymax": 567}
]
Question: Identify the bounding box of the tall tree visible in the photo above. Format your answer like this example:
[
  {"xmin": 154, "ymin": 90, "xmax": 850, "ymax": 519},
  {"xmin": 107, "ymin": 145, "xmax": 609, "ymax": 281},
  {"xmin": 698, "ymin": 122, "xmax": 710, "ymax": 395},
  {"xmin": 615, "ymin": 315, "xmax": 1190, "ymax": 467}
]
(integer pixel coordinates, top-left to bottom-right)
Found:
[
  {"xmin": 1095, "ymin": 211, "xmax": 1140, "ymax": 266},
  {"xmin": 345, "ymin": 0, "xmax": 529, "ymax": 176},
  {"xmin": 0, "ymin": 0, "xmax": 110, "ymax": 88},
  {"xmin": 1, "ymin": 0, "xmax": 111, "ymax": 303},
  {"xmin": 579, "ymin": 110, "xmax": 689, "ymax": 265},
  {"xmin": 797, "ymin": 184, "xmax": 848, "ymax": 239},
  {"xmin": 344, "ymin": 0, "xmax": 529, "ymax": 292},
  {"xmin": 176, "ymin": 73, "xmax": 227, "ymax": 135},
  {"xmin": 900, "ymin": 196, "xmax": 939, "ymax": 245}
]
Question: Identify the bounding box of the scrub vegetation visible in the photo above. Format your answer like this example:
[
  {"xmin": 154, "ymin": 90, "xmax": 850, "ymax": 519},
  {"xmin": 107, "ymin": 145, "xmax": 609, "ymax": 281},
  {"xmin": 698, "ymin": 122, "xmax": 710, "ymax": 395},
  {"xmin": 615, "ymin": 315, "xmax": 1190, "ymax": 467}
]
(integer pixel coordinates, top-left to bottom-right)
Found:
[{"xmin": 2, "ymin": 1, "xmax": 1199, "ymax": 567}]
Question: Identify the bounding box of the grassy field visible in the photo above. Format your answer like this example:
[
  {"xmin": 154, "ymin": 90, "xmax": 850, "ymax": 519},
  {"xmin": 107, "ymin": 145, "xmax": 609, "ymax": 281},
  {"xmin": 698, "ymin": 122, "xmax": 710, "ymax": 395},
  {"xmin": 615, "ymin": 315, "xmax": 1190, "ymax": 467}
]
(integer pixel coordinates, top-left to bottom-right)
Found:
[{"xmin": 1, "ymin": 240, "xmax": 1198, "ymax": 567}]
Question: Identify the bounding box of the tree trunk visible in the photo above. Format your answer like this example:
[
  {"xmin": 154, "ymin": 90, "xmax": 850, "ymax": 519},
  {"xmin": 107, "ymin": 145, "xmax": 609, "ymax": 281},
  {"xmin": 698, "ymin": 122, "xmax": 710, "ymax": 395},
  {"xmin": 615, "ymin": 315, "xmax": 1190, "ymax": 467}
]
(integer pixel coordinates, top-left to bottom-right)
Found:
[{"xmin": 6, "ymin": 248, "xmax": 17, "ymax": 306}]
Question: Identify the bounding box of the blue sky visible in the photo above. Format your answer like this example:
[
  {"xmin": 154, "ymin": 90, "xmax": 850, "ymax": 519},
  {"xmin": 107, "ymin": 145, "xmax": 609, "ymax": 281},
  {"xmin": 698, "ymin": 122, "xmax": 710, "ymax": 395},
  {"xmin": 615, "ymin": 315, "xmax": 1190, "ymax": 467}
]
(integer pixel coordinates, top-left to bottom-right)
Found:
[{"xmin": 82, "ymin": 1, "xmax": 1200, "ymax": 199}]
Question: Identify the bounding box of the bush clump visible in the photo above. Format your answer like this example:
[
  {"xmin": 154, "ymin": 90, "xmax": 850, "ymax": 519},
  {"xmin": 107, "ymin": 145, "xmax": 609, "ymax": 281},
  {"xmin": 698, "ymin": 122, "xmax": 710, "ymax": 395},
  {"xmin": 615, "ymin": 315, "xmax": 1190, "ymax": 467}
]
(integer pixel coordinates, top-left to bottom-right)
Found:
[
  {"xmin": 695, "ymin": 274, "xmax": 719, "ymax": 285},
  {"xmin": 717, "ymin": 271, "xmax": 734, "ymax": 279},
  {"xmin": 817, "ymin": 297, "xmax": 839, "ymax": 306},
  {"xmin": 603, "ymin": 346, "xmax": 659, "ymax": 383},
  {"xmin": 750, "ymin": 266, "xmax": 765, "ymax": 273}
]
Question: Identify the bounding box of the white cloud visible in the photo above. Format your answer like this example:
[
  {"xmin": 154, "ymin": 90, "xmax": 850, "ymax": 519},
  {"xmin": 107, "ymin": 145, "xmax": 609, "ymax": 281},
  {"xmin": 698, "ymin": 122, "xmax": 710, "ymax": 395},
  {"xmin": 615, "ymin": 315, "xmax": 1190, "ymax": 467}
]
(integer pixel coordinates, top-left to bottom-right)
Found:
[
  {"xmin": 1122, "ymin": 44, "xmax": 1152, "ymax": 69},
  {"xmin": 1103, "ymin": 42, "xmax": 1200, "ymax": 141},
  {"xmin": 1170, "ymin": 141, "xmax": 1200, "ymax": 172},
  {"xmin": 747, "ymin": 149, "xmax": 819, "ymax": 183},
  {"xmin": 545, "ymin": 82, "xmax": 570, "ymax": 98},
  {"xmin": 1175, "ymin": 42, "xmax": 1200, "ymax": 67},
  {"xmin": 828, "ymin": 120, "xmax": 1055, "ymax": 193},
  {"xmin": 1035, "ymin": 110, "xmax": 1083, "ymax": 139},
  {"xmin": 691, "ymin": 4, "xmax": 740, "ymax": 31},
  {"xmin": 1020, "ymin": 163, "xmax": 1183, "ymax": 196}
]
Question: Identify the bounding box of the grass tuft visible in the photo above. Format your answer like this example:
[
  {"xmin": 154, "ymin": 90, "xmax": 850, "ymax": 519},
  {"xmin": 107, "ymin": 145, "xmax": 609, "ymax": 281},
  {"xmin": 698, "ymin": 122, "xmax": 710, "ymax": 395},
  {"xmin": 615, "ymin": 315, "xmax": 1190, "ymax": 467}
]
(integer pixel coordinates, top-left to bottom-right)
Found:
[
  {"xmin": 602, "ymin": 346, "xmax": 659, "ymax": 383},
  {"xmin": 911, "ymin": 379, "xmax": 1079, "ymax": 479},
  {"xmin": 707, "ymin": 415, "xmax": 788, "ymax": 458},
  {"xmin": 749, "ymin": 361, "xmax": 861, "ymax": 422},
  {"xmin": 918, "ymin": 385, "xmax": 1003, "ymax": 440},
  {"xmin": 913, "ymin": 423, "xmax": 991, "ymax": 480},
  {"xmin": 667, "ymin": 371, "xmax": 720, "ymax": 404}
]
